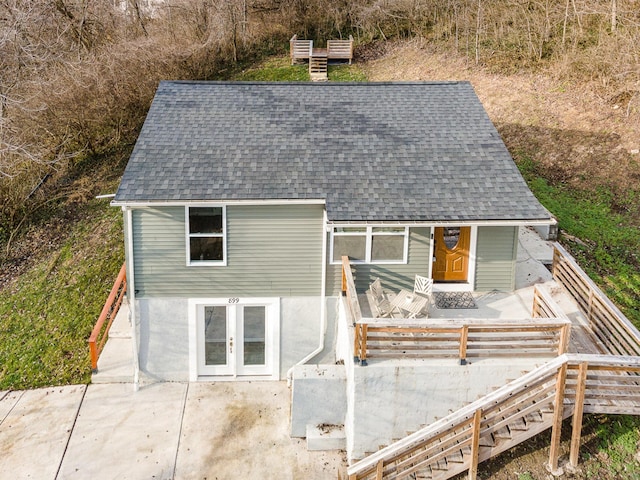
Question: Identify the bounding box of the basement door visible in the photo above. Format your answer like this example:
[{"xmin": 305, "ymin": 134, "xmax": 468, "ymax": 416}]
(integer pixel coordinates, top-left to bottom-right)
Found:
[
  {"xmin": 432, "ymin": 227, "xmax": 471, "ymax": 282},
  {"xmin": 194, "ymin": 299, "xmax": 279, "ymax": 379}
]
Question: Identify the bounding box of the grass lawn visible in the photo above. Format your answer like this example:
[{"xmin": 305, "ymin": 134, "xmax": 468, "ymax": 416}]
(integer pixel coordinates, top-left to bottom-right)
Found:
[{"xmin": 0, "ymin": 200, "xmax": 123, "ymax": 389}]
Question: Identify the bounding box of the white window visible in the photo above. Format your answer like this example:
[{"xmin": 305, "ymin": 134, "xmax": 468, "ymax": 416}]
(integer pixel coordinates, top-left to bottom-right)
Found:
[
  {"xmin": 331, "ymin": 226, "xmax": 409, "ymax": 264},
  {"xmin": 186, "ymin": 206, "xmax": 226, "ymax": 266}
]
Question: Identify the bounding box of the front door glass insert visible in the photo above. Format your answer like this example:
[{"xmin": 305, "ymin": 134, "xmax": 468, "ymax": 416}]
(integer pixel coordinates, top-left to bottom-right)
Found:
[{"xmin": 442, "ymin": 227, "xmax": 461, "ymax": 250}]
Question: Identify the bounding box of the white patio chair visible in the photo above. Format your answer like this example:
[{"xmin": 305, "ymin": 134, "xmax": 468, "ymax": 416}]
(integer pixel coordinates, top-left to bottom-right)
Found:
[
  {"xmin": 369, "ymin": 278, "xmax": 395, "ymax": 318},
  {"xmin": 412, "ymin": 275, "xmax": 433, "ymax": 317}
]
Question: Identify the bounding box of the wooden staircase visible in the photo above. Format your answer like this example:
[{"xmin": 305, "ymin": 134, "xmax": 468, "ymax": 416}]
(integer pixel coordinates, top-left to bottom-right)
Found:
[
  {"xmin": 347, "ymin": 354, "xmax": 640, "ymax": 480},
  {"xmin": 309, "ymin": 53, "xmax": 328, "ymax": 81}
]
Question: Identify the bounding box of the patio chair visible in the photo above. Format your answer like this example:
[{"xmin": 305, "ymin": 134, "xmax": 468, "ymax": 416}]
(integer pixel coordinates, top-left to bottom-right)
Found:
[
  {"xmin": 413, "ymin": 275, "xmax": 433, "ymax": 317},
  {"xmin": 369, "ymin": 278, "xmax": 395, "ymax": 318},
  {"xmin": 414, "ymin": 275, "xmax": 433, "ymax": 297}
]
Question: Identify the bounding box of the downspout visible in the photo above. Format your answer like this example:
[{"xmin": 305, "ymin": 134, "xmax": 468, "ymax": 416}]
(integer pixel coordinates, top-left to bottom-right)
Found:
[
  {"xmin": 125, "ymin": 207, "xmax": 141, "ymax": 391},
  {"xmin": 286, "ymin": 209, "xmax": 328, "ymax": 386}
]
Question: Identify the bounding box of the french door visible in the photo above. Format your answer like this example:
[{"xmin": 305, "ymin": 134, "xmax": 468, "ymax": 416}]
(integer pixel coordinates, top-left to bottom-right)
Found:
[{"xmin": 195, "ymin": 299, "xmax": 279, "ymax": 378}]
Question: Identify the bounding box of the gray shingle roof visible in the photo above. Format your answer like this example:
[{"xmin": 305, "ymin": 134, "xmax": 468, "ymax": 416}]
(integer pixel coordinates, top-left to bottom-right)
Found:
[{"xmin": 114, "ymin": 81, "xmax": 550, "ymax": 222}]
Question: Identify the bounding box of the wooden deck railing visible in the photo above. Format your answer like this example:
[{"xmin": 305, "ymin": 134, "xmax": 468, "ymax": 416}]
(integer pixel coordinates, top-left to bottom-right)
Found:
[
  {"xmin": 290, "ymin": 34, "xmax": 313, "ymax": 63},
  {"xmin": 532, "ymin": 284, "xmax": 568, "ymax": 320},
  {"xmin": 553, "ymin": 242, "xmax": 640, "ymax": 356},
  {"xmin": 353, "ymin": 317, "xmax": 571, "ymax": 365},
  {"xmin": 327, "ymin": 36, "xmax": 354, "ymax": 64},
  {"xmin": 341, "ymin": 257, "xmax": 570, "ymax": 366},
  {"xmin": 347, "ymin": 354, "xmax": 640, "ymax": 480},
  {"xmin": 290, "ymin": 34, "xmax": 354, "ymax": 64},
  {"xmin": 88, "ymin": 263, "xmax": 127, "ymax": 371}
]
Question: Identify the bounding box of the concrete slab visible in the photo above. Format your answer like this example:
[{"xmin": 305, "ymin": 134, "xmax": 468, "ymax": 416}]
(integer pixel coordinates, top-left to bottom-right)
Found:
[
  {"xmin": 92, "ymin": 337, "xmax": 134, "ymax": 384},
  {"xmin": 306, "ymin": 424, "xmax": 345, "ymax": 451},
  {"xmin": 58, "ymin": 382, "xmax": 187, "ymax": 480},
  {"xmin": 0, "ymin": 390, "xmax": 23, "ymax": 422},
  {"xmin": 174, "ymin": 382, "xmax": 346, "ymax": 480},
  {"xmin": 0, "ymin": 385, "xmax": 86, "ymax": 480},
  {"xmin": 519, "ymin": 226, "xmax": 554, "ymax": 264},
  {"xmin": 108, "ymin": 298, "xmax": 131, "ymax": 339}
]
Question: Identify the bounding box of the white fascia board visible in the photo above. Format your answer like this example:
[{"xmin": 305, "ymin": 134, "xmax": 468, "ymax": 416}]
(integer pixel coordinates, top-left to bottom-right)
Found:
[{"xmin": 111, "ymin": 198, "xmax": 327, "ymax": 208}]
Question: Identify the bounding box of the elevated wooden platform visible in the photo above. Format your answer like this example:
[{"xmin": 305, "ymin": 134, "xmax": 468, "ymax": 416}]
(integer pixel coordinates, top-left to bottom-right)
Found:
[{"xmin": 290, "ymin": 35, "xmax": 354, "ymax": 81}]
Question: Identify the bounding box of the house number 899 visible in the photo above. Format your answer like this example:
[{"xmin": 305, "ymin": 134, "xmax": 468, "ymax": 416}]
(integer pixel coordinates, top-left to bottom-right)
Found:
[{"xmin": 228, "ymin": 297, "xmax": 240, "ymax": 304}]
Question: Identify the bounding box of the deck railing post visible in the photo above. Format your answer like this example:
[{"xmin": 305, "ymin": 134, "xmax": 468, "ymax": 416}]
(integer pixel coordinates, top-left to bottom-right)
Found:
[
  {"xmin": 341, "ymin": 264, "xmax": 347, "ymax": 296},
  {"xmin": 548, "ymin": 363, "xmax": 568, "ymax": 474},
  {"xmin": 559, "ymin": 323, "xmax": 571, "ymax": 354},
  {"xmin": 469, "ymin": 408, "xmax": 483, "ymax": 480},
  {"xmin": 459, "ymin": 325, "xmax": 469, "ymax": 365},
  {"xmin": 375, "ymin": 459, "xmax": 384, "ymax": 479},
  {"xmin": 354, "ymin": 323, "xmax": 361, "ymax": 363},
  {"xmin": 360, "ymin": 324, "xmax": 368, "ymax": 366},
  {"xmin": 569, "ymin": 362, "xmax": 589, "ymax": 468}
]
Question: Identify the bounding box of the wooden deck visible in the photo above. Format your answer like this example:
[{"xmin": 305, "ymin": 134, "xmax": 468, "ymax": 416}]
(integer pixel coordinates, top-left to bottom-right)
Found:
[
  {"xmin": 290, "ymin": 35, "xmax": 354, "ymax": 81},
  {"xmin": 342, "ymin": 244, "xmax": 640, "ymax": 479}
]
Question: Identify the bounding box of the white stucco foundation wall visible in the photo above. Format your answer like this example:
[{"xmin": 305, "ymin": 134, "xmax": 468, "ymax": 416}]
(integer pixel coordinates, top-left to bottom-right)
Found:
[
  {"xmin": 136, "ymin": 296, "xmax": 327, "ymax": 381},
  {"xmin": 290, "ymin": 365, "xmax": 347, "ymax": 437},
  {"xmin": 137, "ymin": 298, "xmax": 190, "ymax": 382},
  {"xmin": 334, "ymin": 295, "xmax": 551, "ymax": 461},
  {"xmin": 347, "ymin": 357, "xmax": 547, "ymax": 460}
]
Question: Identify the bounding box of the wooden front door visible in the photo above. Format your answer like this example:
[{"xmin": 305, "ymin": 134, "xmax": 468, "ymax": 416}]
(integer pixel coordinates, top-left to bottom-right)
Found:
[{"xmin": 432, "ymin": 227, "xmax": 471, "ymax": 282}]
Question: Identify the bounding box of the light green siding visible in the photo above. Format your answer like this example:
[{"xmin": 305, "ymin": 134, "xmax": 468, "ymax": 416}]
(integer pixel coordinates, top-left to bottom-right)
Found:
[
  {"xmin": 474, "ymin": 226, "xmax": 518, "ymax": 291},
  {"xmin": 132, "ymin": 204, "xmax": 324, "ymax": 297},
  {"xmin": 325, "ymin": 227, "xmax": 431, "ymax": 294}
]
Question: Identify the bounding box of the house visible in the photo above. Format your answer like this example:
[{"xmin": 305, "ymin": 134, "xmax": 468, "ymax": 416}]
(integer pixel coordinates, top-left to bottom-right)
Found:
[
  {"xmin": 112, "ymin": 80, "xmax": 552, "ymax": 383},
  {"xmin": 111, "ymin": 79, "xmax": 556, "ymax": 456}
]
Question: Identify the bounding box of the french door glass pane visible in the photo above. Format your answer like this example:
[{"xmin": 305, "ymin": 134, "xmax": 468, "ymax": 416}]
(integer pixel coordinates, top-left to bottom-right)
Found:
[
  {"xmin": 243, "ymin": 306, "xmax": 266, "ymax": 366},
  {"xmin": 204, "ymin": 306, "xmax": 227, "ymax": 365}
]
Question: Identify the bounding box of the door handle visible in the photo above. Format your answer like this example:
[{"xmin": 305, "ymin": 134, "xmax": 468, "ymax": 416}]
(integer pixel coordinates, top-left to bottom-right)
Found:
[{"xmin": 229, "ymin": 337, "xmax": 234, "ymax": 353}]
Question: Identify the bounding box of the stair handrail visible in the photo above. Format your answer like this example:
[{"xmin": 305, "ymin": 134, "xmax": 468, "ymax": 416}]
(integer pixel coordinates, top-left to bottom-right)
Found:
[
  {"xmin": 347, "ymin": 353, "xmax": 640, "ymax": 479},
  {"xmin": 88, "ymin": 262, "xmax": 127, "ymax": 371}
]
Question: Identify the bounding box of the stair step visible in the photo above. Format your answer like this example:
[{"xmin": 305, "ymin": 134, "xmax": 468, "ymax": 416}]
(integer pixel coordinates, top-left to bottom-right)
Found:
[
  {"xmin": 525, "ymin": 411, "xmax": 544, "ymax": 423},
  {"xmin": 509, "ymin": 417, "xmax": 529, "ymax": 431},
  {"xmin": 447, "ymin": 449, "xmax": 465, "ymax": 463},
  {"xmin": 494, "ymin": 426, "xmax": 512, "ymax": 440},
  {"xmin": 432, "ymin": 459, "xmax": 448, "ymax": 470},
  {"xmin": 479, "ymin": 433, "xmax": 496, "ymax": 447}
]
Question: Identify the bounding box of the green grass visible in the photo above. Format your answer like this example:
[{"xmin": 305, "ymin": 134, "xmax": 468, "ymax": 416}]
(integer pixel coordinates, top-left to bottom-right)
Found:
[
  {"xmin": 516, "ymin": 156, "xmax": 640, "ymax": 327},
  {"xmin": 232, "ymin": 56, "xmax": 367, "ymax": 82},
  {"xmin": 581, "ymin": 415, "xmax": 640, "ymax": 478},
  {"xmin": 0, "ymin": 200, "xmax": 123, "ymax": 389}
]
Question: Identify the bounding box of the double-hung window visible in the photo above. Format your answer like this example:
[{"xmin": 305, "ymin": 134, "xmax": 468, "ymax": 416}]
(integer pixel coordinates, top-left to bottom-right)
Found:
[
  {"xmin": 331, "ymin": 226, "xmax": 408, "ymax": 264},
  {"xmin": 186, "ymin": 206, "xmax": 226, "ymax": 266}
]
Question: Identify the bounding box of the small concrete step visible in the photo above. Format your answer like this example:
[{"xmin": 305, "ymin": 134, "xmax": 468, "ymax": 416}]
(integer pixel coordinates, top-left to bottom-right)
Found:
[
  {"xmin": 306, "ymin": 424, "xmax": 345, "ymax": 451},
  {"xmin": 107, "ymin": 298, "xmax": 131, "ymax": 339},
  {"xmin": 91, "ymin": 337, "xmax": 134, "ymax": 384}
]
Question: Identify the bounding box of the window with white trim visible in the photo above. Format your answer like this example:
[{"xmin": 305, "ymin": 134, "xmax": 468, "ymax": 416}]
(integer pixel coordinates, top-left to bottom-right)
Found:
[
  {"xmin": 331, "ymin": 226, "xmax": 408, "ymax": 264},
  {"xmin": 186, "ymin": 206, "xmax": 226, "ymax": 265}
]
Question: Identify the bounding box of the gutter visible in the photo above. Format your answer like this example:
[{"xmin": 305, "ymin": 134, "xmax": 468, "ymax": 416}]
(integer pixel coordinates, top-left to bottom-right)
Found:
[{"xmin": 286, "ymin": 210, "xmax": 329, "ymax": 386}]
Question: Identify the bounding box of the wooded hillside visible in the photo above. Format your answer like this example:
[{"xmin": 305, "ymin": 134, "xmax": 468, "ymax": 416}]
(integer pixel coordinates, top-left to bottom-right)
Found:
[{"xmin": 1, "ymin": 0, "xmax": 638, "ymax": 261}]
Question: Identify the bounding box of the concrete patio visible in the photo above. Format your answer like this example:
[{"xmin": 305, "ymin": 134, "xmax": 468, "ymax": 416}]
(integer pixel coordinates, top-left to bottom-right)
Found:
[{"xmin": 0, "ymin": 382, "xmax": 346, "ymax": 480}]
